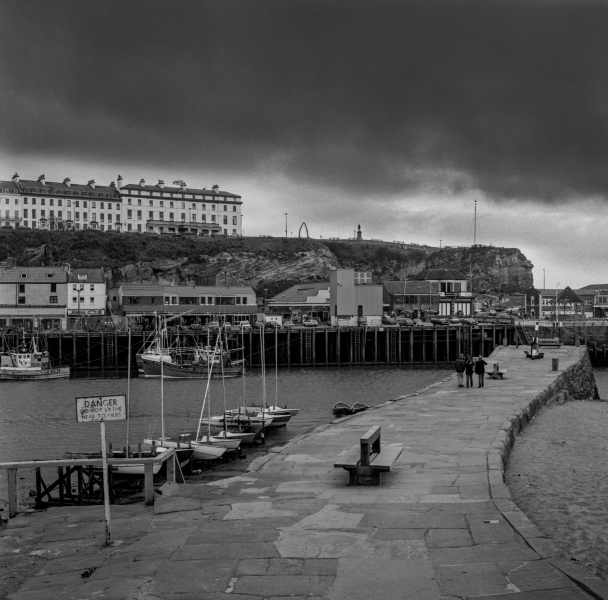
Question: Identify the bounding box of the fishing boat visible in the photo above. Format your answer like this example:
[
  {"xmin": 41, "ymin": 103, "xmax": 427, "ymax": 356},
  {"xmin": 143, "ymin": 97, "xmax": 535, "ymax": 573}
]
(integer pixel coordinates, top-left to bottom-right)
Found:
[
  {"xmin": 0, "ymin": 338, "xmax": 70, "ymax": 380},
  {"xmin": 140, "ymin": 345, "xmax": 244, "ymax": 379},
  {"xmin": 65, "ymin": 448, "xmax": 176, "ymax": 476},
  {"xmin": 144, "ymin": 436, "xmax": 227, "ymax": 461}
]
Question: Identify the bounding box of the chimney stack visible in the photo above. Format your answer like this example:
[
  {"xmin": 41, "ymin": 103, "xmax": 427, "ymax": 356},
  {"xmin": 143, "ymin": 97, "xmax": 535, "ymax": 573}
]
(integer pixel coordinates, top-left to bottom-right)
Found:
[
  {"xmin": 212, "ymin": 184, "xmax": 219, "ymax": 193},
  {"xmin": 63, "ymin": 178, "xmax": 71, "ymax": 187},
  {"xmin": 139, "ymin": 178, "xmax": 146, "ymax": 187},
  {"xmin": 6, "ymin": 257, "xmax": 16, "ymax": 270},
  {"xmin": 180, "ymin": 182, "xmax": 186, "ymax": 191},
  {"xmin": 12, "ymin": 173, "xmax": 19, "ymax": 184},
  {"xmin": 117, "ymin": 175, "xmax": 123, "ymax": 189},
  {"xmin": 38, "ymin": 174, "xmax": 46, "ymax": 185},
  {"xmin": 158, "ymin": 180, "xmax": 165, "ymax": 189},
  {"xmin": 88, "ymin": 180, "xmax": 96, "ymax": 189}
]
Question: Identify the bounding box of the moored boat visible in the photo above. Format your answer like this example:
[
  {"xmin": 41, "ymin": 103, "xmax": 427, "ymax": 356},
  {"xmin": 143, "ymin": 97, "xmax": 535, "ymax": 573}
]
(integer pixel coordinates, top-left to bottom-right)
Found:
[
  {"xmin": 0, "ymin": 340, "xmax": 70, "ymax": 380},
  {"xmin": 332, "ymin": 401, "xmax": 353, "ymax": 416}
]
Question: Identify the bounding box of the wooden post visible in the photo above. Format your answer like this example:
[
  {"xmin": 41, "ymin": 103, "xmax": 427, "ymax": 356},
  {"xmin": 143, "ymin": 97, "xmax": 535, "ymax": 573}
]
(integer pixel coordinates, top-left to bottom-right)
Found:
[
  {"xmin": 312, "ymin": 329, "xmax": 316, "ymax": 366},
  {"xmin": 287, "ymin": 328, "xmax": 291, "ymax": 368},
  {"xmin": 299, "ymin": 329, "xmax": 303, "ymax": 366},
  {"xmin": 337, "ymin": 328, "xmax": 341, "ymax": 367},
  {"xmin": 166, "ymin": 452, "xmax": 175, "ymax": 482},
  {"xmin": 433, "ymin": 327, "xmax": 438, "ymax": 365},
  {"xmin": 385, "ymin": 328, "xmax": 389, "ymax": 365},
  {"xmin": 422, "ymin": 327, "xmax": 426, "ymax": 364},
  {"xmin": 446, "ymin": 325, "xmax": 450, "ymax": 363},
  {"xmin": 325, "ymin": 328, "xmax": 328, "ymax": 367},
  {"xmin": 492, "ymin": 324, "xmax": 497, "ymax": 351},
  {"xmin": 144, "ymin": 463, "xmax": 154, "ymax": 506},
  {"xmin": 349, "ymin": 330, "xmax": 353, "ymax": 365},
  {"xmin": 8, "ymin": 468, "xmax": 18, "ymax": 517},
  {"xmin": 398, "ymin": 328, "xmax": 402, "ymax": 365},
  {"xmin": 73, "ymin": 334, "xmax": 77, "ymax": 368},
  {"xmin": 114, "ymin": 331, "xmax": 118, "ymax": 369},
  {"xmin": 77, "ymin": 466, "xmax": 84, "ymax": 505},
  {"xmin": 86, "ymin": 332, "xmax": 91, "ymax": 369},
  {"xmin": 36, "ymin": 467, "xmax": 42, "ymax": 504},
  {"xmin": 375, "ymin": 328, "xmax": 378, "ymax": 365},
  {"xmin": 58, "ymin": 332, "xmax": 62, "ymax": 365},
  {"xmin": 362, "ymin": 328, "xmax": 366, "ymax": 365},
  {"xmin": 409, "ymin": 327, "xmax": 414, "ymax": 365},
  {"xmin": 101, "ymin": 333, "xmax": 105, "ymax": 370}
]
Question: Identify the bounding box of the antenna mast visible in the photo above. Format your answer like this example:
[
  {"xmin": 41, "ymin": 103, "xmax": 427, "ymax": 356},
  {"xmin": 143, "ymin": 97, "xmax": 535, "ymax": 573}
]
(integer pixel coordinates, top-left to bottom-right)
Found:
[{"xmin": 474, "ymin": 199, "xmax": 477, "ymax": 246}]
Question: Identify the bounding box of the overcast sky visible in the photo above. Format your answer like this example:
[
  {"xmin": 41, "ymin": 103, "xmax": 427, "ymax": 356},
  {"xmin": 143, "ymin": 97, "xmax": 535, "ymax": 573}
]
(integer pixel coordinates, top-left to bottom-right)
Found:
[{"xmin": 1, "ymin": 0, "xmax": 607, "ymax": 288}]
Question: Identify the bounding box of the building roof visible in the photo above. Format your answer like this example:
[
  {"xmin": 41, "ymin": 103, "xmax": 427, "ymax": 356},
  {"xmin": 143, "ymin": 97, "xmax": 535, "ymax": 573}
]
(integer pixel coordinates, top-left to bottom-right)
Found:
[
  {"xmin": 0, "ymin": 180, "xmax": 21, "ymax": 193},
  {"xmin": 557, "ymin": 286, "xmax": 584, "ymax": 304},
  {"xmin": 121, "ymin": 183, "xmax": 241, "ymax": 199},
  {"xmin": 383, "ymin": 280, "xmax": 441, "ymax": 294},
  {"xmin": 13, "ymin": 178, "xmax": 122, "ymax": 200},
  {"xmin": 0, "ymin": 265, "xmax": 68, "ymax": 282},
  {"xmin": 119, "ymin": 284, "xmax": 255, "ymax": 296},
  {"xmin": 578, "ymin": 283, "xmax": 608, "ymax": 291},
  {"xmin": 409, "ymin": 269, "xmax": 467, "ymax": 281},
  {"xmin": 269, "ymin": 282, "xmax": 330, "ymax": 304},
  {"xmin": 67, "ymin": 268, "xmax": 106, "ymax": 284}
]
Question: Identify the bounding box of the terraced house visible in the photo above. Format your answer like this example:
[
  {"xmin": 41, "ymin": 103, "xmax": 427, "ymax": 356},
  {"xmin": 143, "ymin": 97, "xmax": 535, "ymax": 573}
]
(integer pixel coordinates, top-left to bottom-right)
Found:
[{"xmin": 0, "ymin": 173, "xmax": 243, "ymax": 237}]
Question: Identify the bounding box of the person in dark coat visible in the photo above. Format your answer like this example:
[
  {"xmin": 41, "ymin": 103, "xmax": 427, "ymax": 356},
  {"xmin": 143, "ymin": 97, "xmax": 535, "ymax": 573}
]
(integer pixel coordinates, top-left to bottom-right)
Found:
[
  {"xmin": 464, "ymin": 355, "xmax": 474, "ymax": 388},
  {"xmin": 455, "ymin": 354, "xmax": 465, "ymax": 387},
  {"xmin": 474, "ymin": 355, "xmax": 488, "ymax": 388}
]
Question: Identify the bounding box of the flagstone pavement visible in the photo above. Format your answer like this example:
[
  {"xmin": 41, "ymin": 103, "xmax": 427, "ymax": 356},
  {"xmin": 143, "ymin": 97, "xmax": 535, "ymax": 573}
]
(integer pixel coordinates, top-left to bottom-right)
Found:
[{"xmin": 2, "ymin": 345, "xmax": 608, "ymax": 599}]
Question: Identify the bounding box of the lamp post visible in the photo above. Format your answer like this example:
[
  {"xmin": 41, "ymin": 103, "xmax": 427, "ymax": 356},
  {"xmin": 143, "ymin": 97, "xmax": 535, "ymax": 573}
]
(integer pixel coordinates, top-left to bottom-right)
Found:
[
  {"xmin": 555, "ymin": 282, "xmax": 560, "ymax": 325},
  {"xmin": 76, "ymin": 284, "xmax": 84, "ymax": 330},
  {"xmin": 285, "ymin": 213, "xmax": 288, "ymax": 238}
]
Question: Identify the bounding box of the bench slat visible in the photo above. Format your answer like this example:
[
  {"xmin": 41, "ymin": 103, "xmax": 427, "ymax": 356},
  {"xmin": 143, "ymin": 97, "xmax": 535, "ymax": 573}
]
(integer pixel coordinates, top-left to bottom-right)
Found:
[
  {"xmin": 334, "ymin": 447, "xmax": 361, "ymax": 469},
  {"xmin": 369, "ymin": 446, "xmax": 402, "ymax": 471}
]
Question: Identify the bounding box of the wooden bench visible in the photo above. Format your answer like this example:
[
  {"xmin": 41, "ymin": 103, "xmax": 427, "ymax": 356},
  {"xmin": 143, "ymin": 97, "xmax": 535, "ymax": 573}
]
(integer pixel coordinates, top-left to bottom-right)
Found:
[
  {"xmin": 334, "ymin": 425, "xmax": 402, "ymax": 486},
  {"xmin": 538, "ymin": 338, "xmax": 562, "ymax": 348},
  {"xmin": 489, "ymin": 363, "xmax": 507, "ymax": 379}
]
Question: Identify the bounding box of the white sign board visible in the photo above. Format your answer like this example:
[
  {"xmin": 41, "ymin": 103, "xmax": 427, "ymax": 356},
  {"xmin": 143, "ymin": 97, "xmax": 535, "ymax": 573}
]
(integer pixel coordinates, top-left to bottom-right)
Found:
[{"xmin": 75, "ymin": 395, "xmax": 127, "ymax": 423}]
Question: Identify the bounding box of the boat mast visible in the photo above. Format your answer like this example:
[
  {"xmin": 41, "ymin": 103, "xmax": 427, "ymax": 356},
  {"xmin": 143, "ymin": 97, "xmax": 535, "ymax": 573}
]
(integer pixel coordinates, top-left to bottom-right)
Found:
[
  {"xmin": 275, "ymin": 326, "xmax": 278, "ymax": 405},
  {"xmin": 160, "ymin": 316, "xmax": 165, "ymax": 444},
  {"xmin": 195, "ymin": 332, "xmax": 221, "ymax": 441},
  {"xmin": 126, "ymin": 327, "xmax": 132, "ymax": 457}
]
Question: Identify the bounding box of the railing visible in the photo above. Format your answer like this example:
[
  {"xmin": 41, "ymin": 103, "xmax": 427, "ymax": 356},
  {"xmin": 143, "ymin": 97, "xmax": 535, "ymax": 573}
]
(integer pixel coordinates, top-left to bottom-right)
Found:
[
  {"xmin": 0, "ymin": 448, "xmax": 183, "ymax": 517},
  {"xmin": 0, "ymin": 304, "xmax": 67, "ymax": 309}
]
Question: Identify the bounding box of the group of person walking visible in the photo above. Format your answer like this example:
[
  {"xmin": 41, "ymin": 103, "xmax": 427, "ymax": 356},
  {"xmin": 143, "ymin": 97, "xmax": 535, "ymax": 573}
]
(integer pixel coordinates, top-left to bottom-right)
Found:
[{"xmin": 454, "ymin": 354, "xmax": 487, "ymax": 388}]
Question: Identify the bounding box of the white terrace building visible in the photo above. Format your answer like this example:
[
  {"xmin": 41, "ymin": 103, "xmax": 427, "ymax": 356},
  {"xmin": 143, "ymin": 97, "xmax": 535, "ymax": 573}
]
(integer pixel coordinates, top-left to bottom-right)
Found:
[
  {"xmin": 0, "ymin": 174, "xmax": 243, "ymax": 237},
  {"xmin": 117, "ymin": 177, "xmax": 242, "ymax": 236}
]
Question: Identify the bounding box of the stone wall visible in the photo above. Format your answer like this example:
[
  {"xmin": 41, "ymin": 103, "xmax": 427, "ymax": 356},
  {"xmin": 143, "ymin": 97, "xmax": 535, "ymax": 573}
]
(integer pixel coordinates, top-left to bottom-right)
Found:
[{"xmin": 489, "ymin": 349, "xmax": 599, "ymax": 492}]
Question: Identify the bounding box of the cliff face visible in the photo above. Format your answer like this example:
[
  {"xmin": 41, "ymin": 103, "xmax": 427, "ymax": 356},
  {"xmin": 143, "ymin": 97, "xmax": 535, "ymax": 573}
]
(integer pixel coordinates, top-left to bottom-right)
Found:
[
  {"xmin": 425, "ymin": 246, "xmax": 534, "ymax": 293},
  {"xmin": 0, "ymin": 230, "xmax": 533, "ymax": 294}
]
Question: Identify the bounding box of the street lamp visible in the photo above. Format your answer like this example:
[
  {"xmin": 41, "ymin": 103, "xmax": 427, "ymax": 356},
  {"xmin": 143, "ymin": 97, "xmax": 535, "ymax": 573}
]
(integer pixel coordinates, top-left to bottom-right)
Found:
[{"xmin": 75, "ymin": 284, "xmax": 84, "ymax": 330}]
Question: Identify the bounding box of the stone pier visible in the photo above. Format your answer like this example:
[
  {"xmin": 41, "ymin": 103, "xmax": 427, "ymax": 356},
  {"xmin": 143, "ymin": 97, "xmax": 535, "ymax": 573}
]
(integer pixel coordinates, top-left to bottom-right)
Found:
[{"xmin": 2, "ymin": 345, "xmax": 607, "ymax": 599}]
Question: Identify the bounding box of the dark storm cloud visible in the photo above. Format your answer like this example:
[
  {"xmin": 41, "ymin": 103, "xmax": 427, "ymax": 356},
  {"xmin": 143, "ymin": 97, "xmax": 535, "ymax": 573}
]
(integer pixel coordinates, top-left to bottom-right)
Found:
[{"xmin": 1, "ymin": 0, "xmax": 607, "ymax": 201}]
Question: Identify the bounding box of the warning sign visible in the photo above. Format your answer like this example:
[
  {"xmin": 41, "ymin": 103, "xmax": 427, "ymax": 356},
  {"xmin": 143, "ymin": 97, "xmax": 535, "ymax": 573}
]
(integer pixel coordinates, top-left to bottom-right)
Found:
[{"xmin": 75, "ymin": 395, "xmax": 127, "ymax": 423}]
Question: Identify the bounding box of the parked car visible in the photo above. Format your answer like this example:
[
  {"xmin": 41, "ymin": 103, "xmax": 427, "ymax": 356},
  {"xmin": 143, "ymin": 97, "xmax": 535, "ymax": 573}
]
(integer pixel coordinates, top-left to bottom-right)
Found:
[
  {"xmin": 446, "ymin": 316, "xmax": 462, "ymax": 325},
  {"xmin": 430, "ymin": 317, "xmax": 450, "ymax": 325},
  {"xmin": 265, "ymin": 320, "xmax": 281, "ymax": 329},
  {"xmin": 233, "ymin": 320, "xmax": 252, "ymax": 331},
  {"xmin": 283, "ymin": 320, "xmax": 295, "ymax": 328},
  {"xmin": 397, "ymin": 317, "xmax": 414, "ymax": 326},
  {"xmin": 302, "ymin": 318, "xmax": 319, "ymax": 327},
  {"xmin": 460, "ymin": 317, "xmax": 477, "ymax": 325},
  {"xmin": 414, "ymin": 319, "xmax": 434, "ymax": 327},
  {"xmin": 382, "ymin": 315, "xmax": 397, "ymax": 325}
]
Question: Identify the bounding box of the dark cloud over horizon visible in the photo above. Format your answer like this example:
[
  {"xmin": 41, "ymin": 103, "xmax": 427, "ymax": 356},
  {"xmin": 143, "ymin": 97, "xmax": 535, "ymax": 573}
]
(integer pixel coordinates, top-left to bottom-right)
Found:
[{"xmin": 1, "ymin": 0, "xmax": 607, "ymax": 202}]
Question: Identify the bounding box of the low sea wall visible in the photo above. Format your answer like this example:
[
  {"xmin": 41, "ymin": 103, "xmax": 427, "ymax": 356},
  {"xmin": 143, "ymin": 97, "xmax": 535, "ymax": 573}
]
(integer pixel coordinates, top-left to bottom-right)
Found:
[{"xmin": 489, "ymin": 348, "xmax": 598, "ymax": 492}]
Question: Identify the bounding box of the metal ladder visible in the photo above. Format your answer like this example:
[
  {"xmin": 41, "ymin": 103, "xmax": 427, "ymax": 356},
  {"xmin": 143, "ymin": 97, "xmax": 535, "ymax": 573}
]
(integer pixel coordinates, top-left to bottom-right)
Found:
[
  {"xmin": 106, "ymin": 335, "xmax": 115, "ymax": 367},
  {"xmin": 304, "ymin": 330, "xmax": 312, "ymax": 363},
  {"xmin": 354, "ymin": 329, "xmax": 361, "ymax": 362},
  {"xmin": 389, "ymin": 329, "xmax": 397, "ymax": 363}
]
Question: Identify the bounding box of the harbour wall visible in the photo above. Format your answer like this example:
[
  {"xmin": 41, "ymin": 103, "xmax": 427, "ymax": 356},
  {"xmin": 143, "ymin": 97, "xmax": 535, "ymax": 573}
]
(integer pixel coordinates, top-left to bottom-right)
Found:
[{"xmin": 0, "ymin": 325, "xmax": 516, "ymax": 371}]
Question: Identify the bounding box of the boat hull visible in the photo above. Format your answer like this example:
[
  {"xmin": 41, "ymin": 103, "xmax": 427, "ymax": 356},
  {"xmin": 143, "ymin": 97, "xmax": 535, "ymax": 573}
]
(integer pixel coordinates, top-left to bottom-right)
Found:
[
  {"xmin": 0, "ymin": 366, "xmax": 70, "ymax": 380},
  {"xmin": 144, "ymin": 438, "xmax": 226, "ymax": 461},
  {"xmin": 141, "ymin": 357, "xmax": 242, "ymax": 379}
]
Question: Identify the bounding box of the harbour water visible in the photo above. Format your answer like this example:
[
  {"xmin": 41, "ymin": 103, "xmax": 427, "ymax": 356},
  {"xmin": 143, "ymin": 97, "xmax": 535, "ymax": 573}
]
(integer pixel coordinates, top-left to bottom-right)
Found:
[
  {"xmin": 0, "ymin": 367, "xmax": 448, "ymax": 505},
  {"xmin": 506, "ymin": 366, "xmax": 608, "ymax": 579}
]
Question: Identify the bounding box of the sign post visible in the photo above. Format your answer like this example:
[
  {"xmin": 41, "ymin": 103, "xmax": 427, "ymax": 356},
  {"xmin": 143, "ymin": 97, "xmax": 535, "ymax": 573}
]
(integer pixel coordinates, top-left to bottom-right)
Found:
[{"xmin": 75, "ymin": 395, "xmax": 127, "ymax": 546}]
